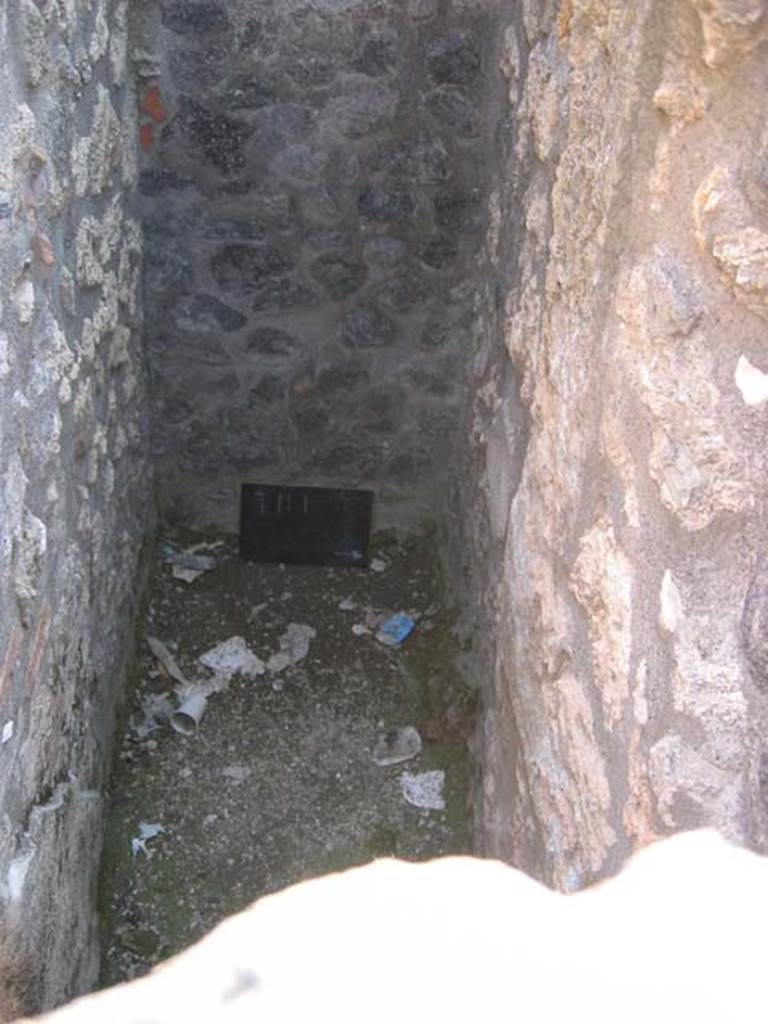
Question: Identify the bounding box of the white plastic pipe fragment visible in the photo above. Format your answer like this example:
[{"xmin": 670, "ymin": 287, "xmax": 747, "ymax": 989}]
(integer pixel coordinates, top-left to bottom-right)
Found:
[{"xmin": 171, "ymin": 690, "xmax": 209, "ymax": 735}]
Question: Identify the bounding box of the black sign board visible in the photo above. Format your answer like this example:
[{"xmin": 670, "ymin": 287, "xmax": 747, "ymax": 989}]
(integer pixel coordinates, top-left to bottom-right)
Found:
[{"xmin": 240, "ymin": 483, "xmax": 374, "ymax": 568}]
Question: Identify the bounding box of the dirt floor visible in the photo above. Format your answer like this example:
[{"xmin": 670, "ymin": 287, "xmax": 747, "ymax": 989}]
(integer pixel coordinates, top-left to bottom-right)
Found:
[{"xmin": 98, "ymin": 527, "xmax": 477, "ymax": 986}]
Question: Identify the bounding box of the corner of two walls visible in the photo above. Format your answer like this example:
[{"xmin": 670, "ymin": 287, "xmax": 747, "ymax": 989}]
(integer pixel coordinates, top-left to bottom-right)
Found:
[
  {"xmin": 471, "ymin": 0, "xmax": 768, "ymax": 888},
  {"xmin": 0, "ymin": 1, "xmax": 151, "ymax": 1015}
]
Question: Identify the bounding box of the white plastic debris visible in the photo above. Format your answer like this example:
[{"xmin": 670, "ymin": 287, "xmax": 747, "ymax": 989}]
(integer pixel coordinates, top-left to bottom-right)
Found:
[
  {"xmin": 373, "ymin": 727, "xmax": 422, "ymax": 767},
  {"xmin": 199, "ymin": 636, "xmax": 266, "ymax": 679},
  {"xmin": 161, "ymin": 543, "xmax": 217, "ymax": 573},
  {"xmin": 1, "ymin": 721, "xmax": 13, "ymax": 745},
  {"xmin": 131, "ymin": 822, "xmax": 165, "ymax": 858},
  {"xmin": 338, "ymin": 597, "xmax": 355, "ymax": 612},
  {"xmin": 171, "ymin": 691, "xmax": 208, "ymax": 735},
  {"xmin": 147, "ymin": 636, "xmax": 190, "ymax": 687},
  {"xmin": 267, "ymin": 623, "xmax": 316, "ymax": 674},
  {"xmin": 172, "ymin": 565, "xmax": 206, "ymax": 584},
  {"xmin": 352, "ymin": 623, "xmax": 371, "ymax": 637},
  {"xmin": 133, "ymin": 692, "xmax": 174, "ymax": 740},
  {"xmin": 400, "ymin": 770, "xmax": 445, "ymax": 811},
  {"xmin": 170, "ymin": 670, "xmax": 234, "ymax": 736},
  {"xmin": 369, "ymin": 558, "xmax": 388, "ymax": 573}
]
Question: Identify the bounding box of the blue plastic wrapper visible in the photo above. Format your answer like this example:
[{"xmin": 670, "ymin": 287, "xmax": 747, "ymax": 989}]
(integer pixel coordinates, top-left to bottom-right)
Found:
[{"xmin": 375, "ymin": 612, "xmax": 416, "ymax": 648}]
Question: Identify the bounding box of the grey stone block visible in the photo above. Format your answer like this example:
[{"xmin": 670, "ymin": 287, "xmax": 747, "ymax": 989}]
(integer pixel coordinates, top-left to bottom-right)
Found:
[
  {"xmin": 138, "ymin": 169, "xmax": 196, "ymax": 195},
  {"xmin": 246, "ymin": 327, "xmax": 300, "ymax": 357},
  {"xmin": 358, "ymin": 186, "xmax": 416, "ymax": 223},
  {"xmin": 310, "ymin": 442, "xmax": 386, "ymax": 477},
  {"xmin": 316, "ymin": 361, "xmax": 370, "ymax": 394},
  {"xmin": 421, "ymin": 232, "xmax": 459, "ymax": 269},
  {"xmin": 352, "ymin": 31, "xmax": 399, "ymax": 76},
  {"xmin": 161, "ymin": 2, "xmax": 231, "ymax": 35},
  {"xmin": 247, "ymin": 104, "xmax": 316, "ymax": 155},
  {"xmin": 250, "ymin": 277, "xmax": 319, "ymax": 312},
  {"xmin": 326, "ymin": 87, "xmax": 399, "ymax": 139},
  {"xmin": 211, "ymin": 244, "xmax": 293, "ymax": 295},
  {"xmin": 225, "ymin": 77, "xmax": 276, "ymax": 110},
  {"xmin": 426, "ymin": 33, "xmax": 481, "ymax": 85},
  {"xmin": 434, "ymin": 190, "xmax": 483, "ymax": 234},
  {"xmin": 169, "ymin": 44, "xmax": 229, "ymax": 92},
  {"xmin": 144, "ymin": 242, "xmax": 194, "ymax": 291},
  {"xmin": 363, "ymin": 236, "xmax": 410, "ymax": 267},
  {"xmin": 176, "ymin": 99, "xmax": 250, "ymax": 173},
  {"xmin": 172, "ymin": 294, "xmax": 247, "ymax": 333},
  {"xmin": 306, "ymin": 230, "xmax": 357, "ymax": 256},
  {"xmin": 249, "ymin": 375, "xmax": 286, "ymax": 404},
  {"xmin": 271, "ymin": 144, "xmax": 328, "ymax": 185},
  {"xmin": 375, "ymin": 135, "xmax": 450, "ymax": 184},
  {"xmin": 386, "ymin": 446, "xmax": 432, "ymax": 484},
  {"xmin": 291, "ymin": 400, "xmax": 330, "ymax": 435},
  {"xmin": 340, "ymin": 304, "xmax": 399, "ymax": 349},
  {"xmin": 310, "ymin": 253, "xmax": 367, "ymax": 300},
  {"xmin": 372, "ymin": 272, "xmax": 431, "ymax": 312},
  {"xmin": 425, "ymin": 87, "xmax": 480, "ymax": 137}
]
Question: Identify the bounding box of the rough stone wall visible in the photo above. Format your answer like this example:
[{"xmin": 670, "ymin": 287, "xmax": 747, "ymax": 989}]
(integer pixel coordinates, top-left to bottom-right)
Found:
[
  {"xmin": 0, "ymin": 1, "xmax": 150, "ymax": 1015},
  {"xmin": 134, "ymin": 0, "xmax": 497, "ymax": 531},
  {"xmin": 472, "ymin": 0, "xmax": 768, "ymax": 888}
]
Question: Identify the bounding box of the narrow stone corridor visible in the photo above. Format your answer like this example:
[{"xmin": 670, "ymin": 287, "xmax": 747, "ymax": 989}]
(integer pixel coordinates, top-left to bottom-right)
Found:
[
  {"xmin": 3, "ymin": 0, "xmax": 768, "ymax": 1015},
  {"xmin": 99, "ymin": 527, "xmax": 475, "ymax": 985}
]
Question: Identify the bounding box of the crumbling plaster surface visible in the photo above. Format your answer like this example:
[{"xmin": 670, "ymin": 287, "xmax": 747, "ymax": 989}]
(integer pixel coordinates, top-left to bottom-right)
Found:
[
  {"xmin": 472, "ymin": 0, "xmax": 768, "ymax": 888},
  {"xmin": 0, "ymin": 1, "xmax": 151, "ymax": 1016}
]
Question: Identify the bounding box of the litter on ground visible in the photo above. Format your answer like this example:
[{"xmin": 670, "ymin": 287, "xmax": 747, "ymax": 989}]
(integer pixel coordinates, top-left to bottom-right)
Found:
[
  {"xmin": 171, "ymin": 566, "xmax": 206, "ymax": 584},
  {"xmin": 400, "ymin": 770, "xmax": 446, "ymax": 811},
  {"xmin": 171, "ymin": 689, "xmax": 209, "ymax": 735},
  {"xmin": 373, "ymin": 726, "xmax": 422, "ymax": 766},
  {"xmin": 161, "ymin": 542, "xmax": 218, "ymax": 584},
  {"xmin": 101, "ymin": 530, "xmax": 473, "ymax": 987},
  {"xmin": 131, "ymin": 822, "xmax": 165, "ymax": 858},
  {"xmin": 133, "ymin": 693, "xmax": 174, "ymax": 740},
  {"xmin": 376, "ymin": 612, "xmax": 416, "ymax": 648},
  {"xmin": 198, "ymin": 636, "xmax": 265, "ymax": 680},
  {"xmin": 146, "ymin": 636, "xmax": 190, "ymax": 687},
  {"xmin": 267, "ymin": 623, "xmax": 316, "ymax": 674}
]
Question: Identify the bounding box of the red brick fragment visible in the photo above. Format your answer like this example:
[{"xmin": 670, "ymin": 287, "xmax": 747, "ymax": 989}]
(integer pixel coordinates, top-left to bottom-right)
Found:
[
  {"xmin": 139, "ymin": 121, "xmax": 155, "ymax": 153},
  {"xmin": 140, "ymin": 84, "xmax": 169, "ymax": 124}
]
